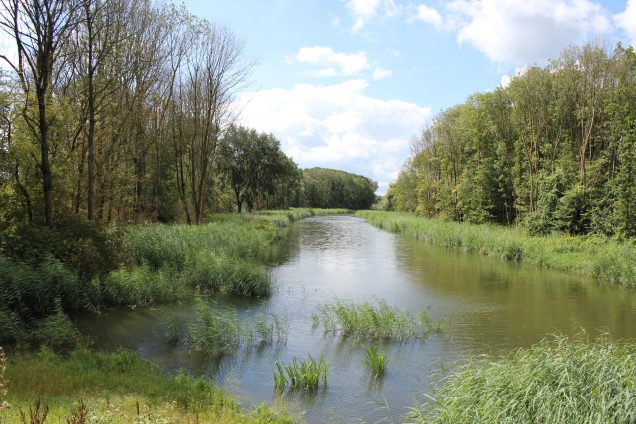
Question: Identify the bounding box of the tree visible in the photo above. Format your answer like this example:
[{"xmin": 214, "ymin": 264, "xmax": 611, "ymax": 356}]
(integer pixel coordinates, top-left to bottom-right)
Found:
[{"xmin": 0, "ymin": 0, "xmax": 80, "ymax": 228}]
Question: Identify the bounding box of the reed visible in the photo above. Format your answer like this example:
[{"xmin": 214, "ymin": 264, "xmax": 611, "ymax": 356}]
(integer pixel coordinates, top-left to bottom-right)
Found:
[
  {"xmin": 356, "ymin": 211, "xmax": 636, "ymax": 287},
  {"xmin": 413, "ymin": 334, "xmax": 636, "ymax": 423},
  {"xmin": 273, "ymin": 354, "xmax": 328, "ymax": 391},
  {"xmin": 313, "ymin": 300, "xmax": 439, "ymax": 341},
  {"xmin": 363, "ymin": 345, "xmax": 387, "ymax": 377}
]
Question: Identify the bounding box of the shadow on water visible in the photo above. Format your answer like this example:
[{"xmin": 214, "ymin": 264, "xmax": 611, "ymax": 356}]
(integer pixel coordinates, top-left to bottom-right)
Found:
[{"xmin": 76, "ymin": 215, "xmax": 636, "ymax": 423}]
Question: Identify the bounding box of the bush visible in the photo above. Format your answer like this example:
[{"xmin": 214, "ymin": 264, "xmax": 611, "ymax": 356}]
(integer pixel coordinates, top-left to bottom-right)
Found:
[{"xmin": 34, "ymin": 309, "xmax": 79, "ymax": 352}]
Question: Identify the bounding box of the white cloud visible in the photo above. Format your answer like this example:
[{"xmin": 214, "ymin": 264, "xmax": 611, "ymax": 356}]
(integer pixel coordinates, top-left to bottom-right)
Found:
[
  {"xmin": 414, "ymin": 4, "xmax": 445, "ymax": 30},
  {"xmin": 294, "ymin": 46, "xmax": 370, "ymax": 76},
  {"xmin": 414, "ymin": 0, "xmax": 613, "ymax": 65},
  {"xmin": 372, "ymin": 67, "xmax": 392, "ymax": 79},
  {"xmin": 499, "ymin": 66, "xmax": 528, "ymax": 88},
  {"xmin": 346, "ymin": 0, "xmax": 402, "ymax": 32},
  {"xmin": 615, "ymin": 0, "xmax": 636, "ymax": 46},
  {"xmin": 236, "ymin": 79, "xmax": 431, "ymax": 194}
]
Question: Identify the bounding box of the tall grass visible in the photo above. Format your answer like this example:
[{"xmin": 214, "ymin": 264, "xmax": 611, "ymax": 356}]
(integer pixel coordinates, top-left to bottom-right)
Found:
[
  {"xmin": 356, "ymin": 211, "xmax": 636, "ymax": 287},
  {"xmin": 413, "ymin": 334, "xmax": 636, "ymax": 423},
  {"xmin": 273, "ymin": 355, "xmax": 328, "ymax": 391},
  {"xmin": 184, "ymin": 297, "xmax": 288, "ymax": 356},
  {"xmin": 2, "ymin": 348, "xmax": 293, "ymax": 423},
  {"xmin": 363, "ymin": 345, "xmax": 387, "ymax": 377},
  {"xmin": 313, "ymin": 300, "xmax": 441, "ymax": 341}
]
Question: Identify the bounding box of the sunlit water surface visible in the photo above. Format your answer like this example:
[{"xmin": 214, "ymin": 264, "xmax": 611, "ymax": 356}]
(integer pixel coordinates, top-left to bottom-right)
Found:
[{"xmin": 77, "ymin": 216, "xmax": 636, "ymax": 423}]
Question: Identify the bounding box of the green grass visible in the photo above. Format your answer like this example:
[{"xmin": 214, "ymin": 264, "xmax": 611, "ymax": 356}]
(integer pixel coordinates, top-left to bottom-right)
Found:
[
  {"xmin": 312, "ymin": 300, "xmax": 442, "ymax": 341},
  {"xmin": 363, "ymin": 345, "xmax": 387, "ymax": 377},
  {"xmin": 274, "ymin": 355, "xmax": 329, "ymax": 392},
  {"xmin": 356, "ymin": 211, "xmax": 636, "ymax": 287},
  {"xmin": 0, "ymin": 348, "xmax": 293, "ymax": 423},
  {"xmin": 412, "ymin": 334, "xmax": 636, "ymax": 423}
]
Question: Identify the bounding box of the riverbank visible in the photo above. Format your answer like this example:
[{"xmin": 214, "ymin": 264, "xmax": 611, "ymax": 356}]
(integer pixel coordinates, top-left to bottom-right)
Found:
[
  {"xmin": 356, "ymin": 211, "xmax": 636, "ymax": 287},
  {"xmin": 0, "ymin": 348, "xmax": 293, "ymax": 423},
  {"xmin": 412, "ymin": 334, "xmax": 636, "ymax": 423}
]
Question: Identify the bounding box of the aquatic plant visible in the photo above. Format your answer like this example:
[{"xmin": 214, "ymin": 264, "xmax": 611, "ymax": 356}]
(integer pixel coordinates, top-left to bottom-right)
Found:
[
  {"xmin": 184, "ymin": 298, "xmax": 242, "ymax": 356},
  {"xmin": 413, "ymin": 334, "xmax": 636, "ymax": 423},
  {"xmin": 356, "ymin": 211, "xmax": 636, "ymax": 287},
  {"xmin": 314, "ymin": 300, "xmax": 438, "ymax": 341},
  {"xmin": 363, "ymin": 345, "xmax": 387, "ymax": 377},
  {"xmin": 273, "ymin": 355, "xmax": 328, "ymax": 391}
]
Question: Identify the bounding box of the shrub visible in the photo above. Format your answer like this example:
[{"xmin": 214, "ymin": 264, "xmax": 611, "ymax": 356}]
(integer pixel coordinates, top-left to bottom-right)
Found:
[{"xmin": 34, "ymin": 309, "xmax": 79, "ymax": 352}]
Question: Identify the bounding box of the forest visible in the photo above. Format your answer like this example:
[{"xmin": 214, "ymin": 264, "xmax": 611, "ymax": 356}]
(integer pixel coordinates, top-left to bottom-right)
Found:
[{"xmin": 385, "ymin": 43, "xmax": 636, "ymax": 238}]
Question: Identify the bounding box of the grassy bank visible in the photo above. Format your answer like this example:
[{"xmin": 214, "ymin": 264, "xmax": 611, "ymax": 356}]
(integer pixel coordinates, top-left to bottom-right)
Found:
[
  {"xmin": 356, "ymin": 211, "xmax": 636, "ymax": 287},
  {"xmin": 413, "ymin": 334, "xmax": 636, "ymax": 423},
  {"xmin": 0, "ymin": 348, "xmax": 293, "ymax": 423}
]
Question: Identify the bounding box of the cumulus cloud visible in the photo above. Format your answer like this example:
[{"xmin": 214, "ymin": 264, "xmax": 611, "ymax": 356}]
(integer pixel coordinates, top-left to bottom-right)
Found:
[
  {"xmin": 615, "ymin": 0, "xmax": 636, "ymax": 46},
  {"xmin": 413, "ymin": 0, "xmax": 613, "ymax": 65},
  {"xmin": 346, "ymin": 0, "xmax": 402, "ymax": 32},
  {"xmin": 236, "ymin": 79, "xmax": 430, "ymax": 193},
  {"xmin": 413, "ymin": 4, "xmax": 445, "ymax": 30},
  {"xmin": 294, "ymin": 46, "xmax": 370, "ymax": 77}
]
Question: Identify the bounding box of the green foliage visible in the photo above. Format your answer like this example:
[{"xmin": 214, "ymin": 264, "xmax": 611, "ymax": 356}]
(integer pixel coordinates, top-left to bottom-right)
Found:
[
  {"xmin": 357, "ymin": 211, "xmax": 636, "ymax": 287},
  {"xmin": 413, "ymin": 334, "xmax": 636, "ymax": 423},
  {"xmin": 313, "ymin": 300, "xmax": 438, "ymax": 341},
  {"xmin": 34, "ymin": 309, "xmax": 79, "ymax": 352},
  {"xmin": 363, "ymin": 345, "xmax": 387, "ymax": 377},
  {"xmin": 301, "ymin": 167, "xmax": 377, "ymax": 210},
  {"xmin": 388, "ymin": 44, "xmax": 636, "ymax": 238},
  {"xmin": 273, "ymin": 355, "xmax": 328, "ymax": 391}
]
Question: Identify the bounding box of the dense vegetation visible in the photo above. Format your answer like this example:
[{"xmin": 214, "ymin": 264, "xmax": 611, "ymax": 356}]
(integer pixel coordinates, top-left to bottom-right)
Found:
[
  {"xmin": 385, "ymin": 43, "xmax": 636, "ymax": 238},
  {"xmin": 0, "ymin": 348, "xmax": 292, "ymax": 423},
  {"xmin": 302, "ymin": 168, "xmax": 377, "ymax": 210},
  {"xmin": 413, "ymin": 334, "xmax": 636, "ymax": 423},
  {"xmin": 356, "ymin": 211, "xmax": 636, "ymax": 287}
]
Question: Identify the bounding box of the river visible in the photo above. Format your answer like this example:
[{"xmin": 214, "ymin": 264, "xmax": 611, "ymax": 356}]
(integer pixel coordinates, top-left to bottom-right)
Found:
[{"xmin": 77, "ymin": 215, "xmax": 636, "ymax": 423}]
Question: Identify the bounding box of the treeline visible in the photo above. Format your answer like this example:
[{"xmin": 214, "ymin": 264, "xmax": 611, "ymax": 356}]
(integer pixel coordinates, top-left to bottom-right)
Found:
[
  {"xmin": 385, "ymin": 43, "xmax": 636, "ymax": 237},
  {"xmin": 303, "ymin": 167, "xmax": 377, "ymax": 210}
]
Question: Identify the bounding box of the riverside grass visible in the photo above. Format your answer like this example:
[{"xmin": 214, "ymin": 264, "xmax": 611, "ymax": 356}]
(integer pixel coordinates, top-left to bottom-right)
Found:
[
  {"xmin": 413, "ymin": 334, "xmax": 636, "ymax": 424},
  {"xmin": 356, "ymin": 211, "xmax": 636, "ymax": 287},
  {"xmin": 1, "ymin": 348, "xmax": 293, "ymax": 424},
  {"xmin": 312, "ymin": 300, "xmax": 441, "ymax": 341}
]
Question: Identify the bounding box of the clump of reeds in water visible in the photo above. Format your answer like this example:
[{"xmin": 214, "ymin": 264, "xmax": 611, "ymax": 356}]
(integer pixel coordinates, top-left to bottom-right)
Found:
[
  {"xmin": 273, "ymin": 355, "xmax": 328, "ymax": 391},
  {"xmin": 312, "ymin": 300, "xmax": 443, "ymax": 341},
  {"xmin": 363, "ymin": 345, "xmax": 387, "ymax": 377},
  {"xmin": 183, "ymin": 297, "xmax": 288, "ymax": 356},
  {"xmin": 413, "ymin": 333, "xmax": 636, "ymax": 423}
]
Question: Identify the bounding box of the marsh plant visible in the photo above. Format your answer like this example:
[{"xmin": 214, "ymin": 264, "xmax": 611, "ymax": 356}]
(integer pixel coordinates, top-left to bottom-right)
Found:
[
  {"xmin": 313, "ymin": 300, "xmax": 443, "ymax": 341},
  {"xmin": 273, "ymin": 355, "xmax": 329, "ymax": 392},
  {"xmin": 184, "ymin": 298, "xmax": 288, "ymax": 355},
  {"xmin": 363, "ymin": 345, "xmax": 387, "ymax": 377},
  {"xmin": 0, "ymin": 346, "xmax": 8, "ymax": 409},
  {"xmin": 414, "ymin": 334, "xmax": 636, "ymax": 423}
]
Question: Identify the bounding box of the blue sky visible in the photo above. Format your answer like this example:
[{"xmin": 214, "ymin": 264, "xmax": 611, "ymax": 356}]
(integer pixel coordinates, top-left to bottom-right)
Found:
[{"xmin": 184, "ymin": 0, "xmax": 635, "ymax": 193}]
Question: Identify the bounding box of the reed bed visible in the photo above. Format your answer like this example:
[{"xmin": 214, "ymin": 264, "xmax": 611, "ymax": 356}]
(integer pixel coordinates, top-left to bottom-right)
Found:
[
  {"xmin": 274, "ymin": 355, "xmax": 329, "ymax": 391},
  {"xmin": 356, "ymin": 211, "xmax": 636, "ymax": 287},
  {"xmin": 413, "ymin": 334, "xmax": 636, "ymax": 423},
  {"xmin": 363, "ymin": 345, "xmax": 387, "ymax": 377},
  {"xmin": 313, "ymin": 300, "xmax": 441, "ymax": 341}
]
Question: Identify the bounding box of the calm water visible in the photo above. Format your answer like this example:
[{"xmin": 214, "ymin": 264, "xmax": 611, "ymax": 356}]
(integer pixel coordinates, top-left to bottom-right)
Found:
[{"xmin": 77, "ymin": 216, "xmax": 636, "ymax": 423}]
